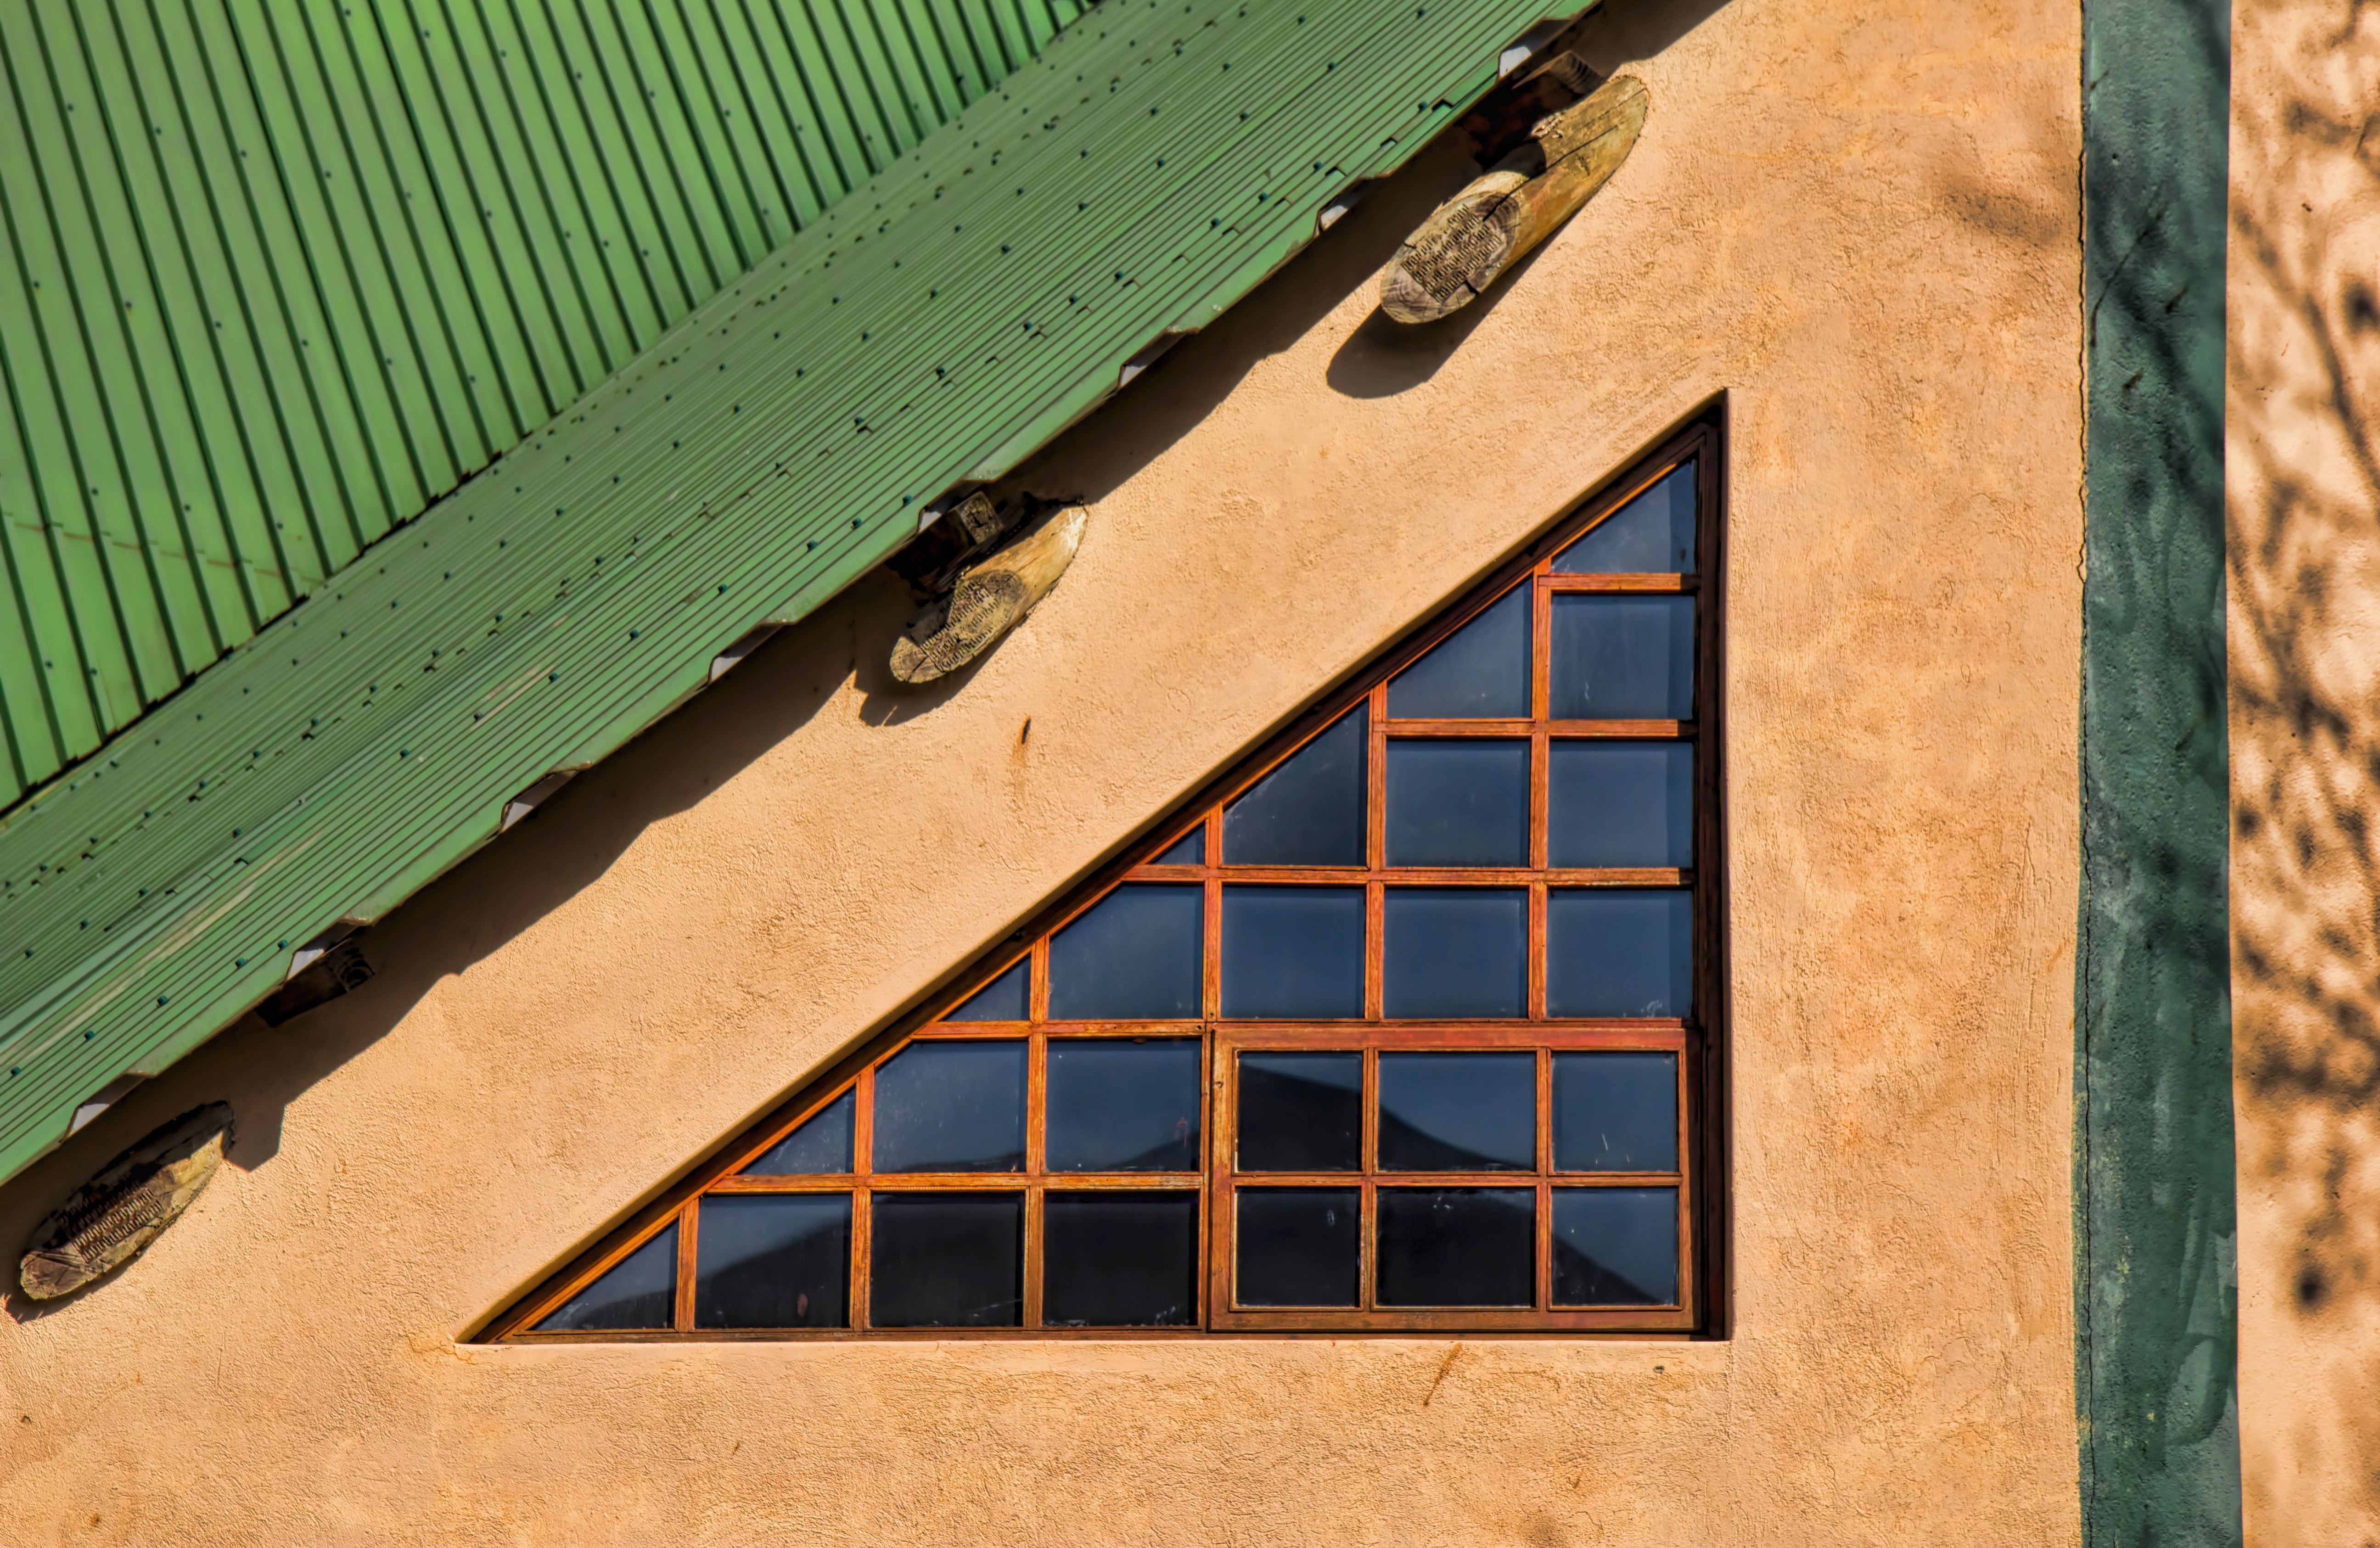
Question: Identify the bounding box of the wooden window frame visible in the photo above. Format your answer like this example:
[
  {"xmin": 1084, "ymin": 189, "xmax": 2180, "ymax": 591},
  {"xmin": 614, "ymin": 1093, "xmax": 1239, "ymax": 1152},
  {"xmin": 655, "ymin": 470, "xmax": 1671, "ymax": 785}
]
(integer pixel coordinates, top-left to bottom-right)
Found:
[{"xmin": 482, "ymin": 411, "xmax": 1729, "ymax": 1343}]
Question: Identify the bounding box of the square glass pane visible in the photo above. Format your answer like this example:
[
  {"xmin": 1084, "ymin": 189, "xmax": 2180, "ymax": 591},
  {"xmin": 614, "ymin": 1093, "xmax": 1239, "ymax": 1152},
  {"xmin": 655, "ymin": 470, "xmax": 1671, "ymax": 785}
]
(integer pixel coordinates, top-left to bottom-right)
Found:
[
  {"xmin": 1552, "ymin": 1187, "xmax": 1678, "ymax": 1305},
  {"xmin": 741, "ymin": 1089, "xmax": 854, "ymax": 1175},
  {"xmin": 1221, "ymin": 886, "xmax": 1364, "ymax": 1018},
  {"xmin": 1377, "ymin": 1052, "xmax": 1536, "ymax": 1171},
  {"xmin": 1546, "ymin": 890, "xmax": 1692, "ymax": 1018},
  {"xmin": 693, "ymin": 1194, "xmax": 850, "ymax": 1328},
  {"xmin": 1046, "ymin": 1039, "xmax": 1202, "ymax": 1171},
  {"xmin": 536, "ymin": 1222, "xmax": 677, "ymax": 1331},
  {"xmin": 1155, "ymin": 827, "xmax": 1205, "ymax": 864},
  {"xmin": 1043, "ymin": 1192, "xmax": 1199, "ymax": 1326},
  {"xmin": 1549, "ymin": 595, "xmax": 1694, "ymax": 720},
  {"xmin": 1386, "ymin": 584, "xmax": 1531, "ymax": 719},
  {"xmin": 1047, "ymin": 885, "xmax": 1203, "ymax": 1020},
  {"xmin": 1222, "ymin": 706, "xmax": 1367, "ymax": 865},
  {"xmin": 1236, "ymin": 1050, "xmax": 1362, "ymax": 1171},
  {"xmin": 1548, "ymin": 742, "xmax": 1692, "ymax": 868},
  {"xmin": 869, "ymin": 1192, "xmax": 1023, "ymax": 1327},
  {"xmin": 1386, "ymin": 740, "xmax": 1529, "ymax": 869},
  {"xmin": 1554, "ymin": 1052, "xmax": 1679, "ymax": 1172},
  {"xmin": 1554, "ymin": 460, "xmax": 1696, "ymax": 573},
  {"xmin": 1381, "ymin": 888, "xmax": 1527, "ymax": 1018},
  {"xmin": 944, "ymin": 959, "xmax": 1029, "ymax": 1022},
  {"xmin": 1234, "ymin": 1187, "xmax": 1360, "ymax": 1307},
  {"xmin": 1375, "ymin": 1189, "xmax": 1534, "ymax": 1307},
  {"xmin": 871, "ymin": 1040, "xmax": 1027, "ymax": 1172}
]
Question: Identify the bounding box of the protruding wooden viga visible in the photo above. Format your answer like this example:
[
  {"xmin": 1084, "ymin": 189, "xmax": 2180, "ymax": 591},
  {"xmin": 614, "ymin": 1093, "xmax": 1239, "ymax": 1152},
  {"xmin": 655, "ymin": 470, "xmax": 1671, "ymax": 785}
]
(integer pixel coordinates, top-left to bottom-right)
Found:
[
  {"xmin": 20, "ymin": 1103, "xmax": 233, "ymax": 1300},
  {"xmin": 891, "ymin": 505, "xmax": 1088, "ymax": 684},
  {"xmin": 1380, "ymin": 74, "xmax": 1649, "ymax": 325}
]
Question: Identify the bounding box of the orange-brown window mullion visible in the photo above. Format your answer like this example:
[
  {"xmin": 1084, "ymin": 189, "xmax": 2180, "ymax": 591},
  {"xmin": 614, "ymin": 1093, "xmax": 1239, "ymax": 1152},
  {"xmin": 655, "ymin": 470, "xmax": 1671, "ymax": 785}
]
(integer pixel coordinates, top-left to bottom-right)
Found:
[
  {"xmin": 1537, "ymin": 1046, "xmax": 1554, "ymax": 1311},
  {"xmin": 1676, "ymin": 1037, "xmax": 1697, "ymax": 1319},
  {"xmin": 1027, "ymin": 1030, "xmax": 1048, "ymax": 1171},
  {"xmin": 1029, "ymin": 937, "xmax": 1050, "ymax": 1023},
  {"xmin": 1025, "ymin": 1031, "xmax": 1049, "ymax": 1328},
  {"xmin": 1528, "ymin": 881, "xmax": 1548, "ymax": 1020},
  {"xmin": 673, "ymin": 1200, "xmax": 699, "ymax": 1331},
  {"xmin": 1022, "ymin": 1186, "xmax": 1045, "ymax": 1330},
  {"xmin": 1215, "ymin": 1044, "xmax": 1231, "ymax": 1316},
  {"xmin": 853, "ymin": 1065, "xmax": 876, "ymax": 1331},
  {"xmin": 1364, "ymin": 881, "xmax": 1384, "ymax": 1020},
  {"xmin": 1204, "ymin": 876, "xmax": 1222, "ymax": 1021},
  {"xmin": 1367, "ymin": 682, "xmax": 1388, "ymax": 870},
  {"xmin": 851, "ymin": 1184, "xmax": 873, "ymax": 1332},
  {"xmin": 1359, "ymin": 1046, "xmax": 1379, "ymax": 1312},
  {"xmin": 1197, "ymin": 1032, "xmax": 1214, "ymax": 1328},
  {"xmin": 1532, "ymin": 570, "xmax": 1552, "ymax": 722},
  {"xmin": 1530, "ymin": 730, "xmax": 1550, "ymax": 872},
  {"xmin": 1368, "ymin": 682, "xmax": 1388, "ymax": 1021}
]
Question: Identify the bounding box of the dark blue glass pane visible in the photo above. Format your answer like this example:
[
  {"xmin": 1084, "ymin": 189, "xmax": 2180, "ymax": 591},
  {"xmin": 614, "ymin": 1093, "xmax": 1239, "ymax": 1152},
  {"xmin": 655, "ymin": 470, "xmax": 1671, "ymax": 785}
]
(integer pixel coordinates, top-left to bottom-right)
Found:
[
  {"xmin": 1546, "ymin": 890, "xmax": 1692, "ymax": 1018},
  {"xmin": 1552, "ymin": 1187, "xmax": 1678, "ymax": 1305},
  {"xmin": 1235, "ymin": 1188, "xmax": 1360, "ymax": 1307},
  {"xmin": 871, "ymin": 1040, "xmax": 1027, "ymax": 1172},
  {"xmin": 1385, "ymin": 740, "xmax": 1529, "ymax": 867},
  {"xmin": 741, "ymin": 1089, "xmax": 854, "ymax": 1175},
  {"xmin": 1043, "ymin": 1192, "xmax": 1200, "ymax": 1326},
  {"xmin": 870, "ymin": 1192, "xmax": 1022, "ymax": 1327},
  {"xmin": 1376, "ymin": 1053, "xmax": 1535, "ymax": 1171},
  {"xmin": 694, "ymin": 1195, "xmax": 849, "ymax": 1328},
  {"xmin": 1047, "ymin": 885, "xmax": 1203, "ymax": 1021},
  {"xmin": 945, "ymin": 960, "xmax": 1029, "ymax": 1022},
  {"xmin": 1554, "ymin": 1053, "xmax": 1678, "ymax": 1172},
  {"xmin": 1155, "ymin": 827, "xmax": 1205, "ymax": 864},
  {"xmin": 537, "ymin": 1222, "xmax": 677, "ymax": 1331},
  {"xmin": 1046, "ymin": 1039, "xmax": 1202, "ymax": 1171},
  {"xmin": 1381, "ymin": 888, "xmax": 1526, "ymax": 1018},
  {"xmin": 1386, "ymin": 585, "xmax": 1531, "ymax": 719},
  {"xmin": 1375, "ymin": 1189, "xmax": 1534, "ymax": 1306},
  {"xmin": 1549, "ymin": 595, "xmax": 1695, "ymax": 720},
  {"xmin": 1237, "ymin": 1051, "xmax": 1362, "ymax": 1171},
  {"xmin": 1222, "ymin": 707, "xmax": 1367, "ymax": 865},
  {"xmin": 1221, "ymin": 886, "xmax": 1364, "ymax": 1018},
  {"xmin": 1548, "ymin": 742, "xmax": 1692, "ymax": 868},
  {"xmin": 1555, "ymin": 461, "xmax": 1696, "ymax": 573}
]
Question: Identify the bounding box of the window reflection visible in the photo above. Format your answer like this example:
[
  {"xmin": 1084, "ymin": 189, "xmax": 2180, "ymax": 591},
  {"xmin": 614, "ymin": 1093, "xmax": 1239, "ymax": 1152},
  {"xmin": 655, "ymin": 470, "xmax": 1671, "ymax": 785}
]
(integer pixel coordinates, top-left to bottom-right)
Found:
[
  {"xmin": 1386, "ymin": 585, "xmax": 1531, "ymax": 719},
  {"xmin": 872, "ymin": 1041, "xmax": 1027, "ymax": 1172}
]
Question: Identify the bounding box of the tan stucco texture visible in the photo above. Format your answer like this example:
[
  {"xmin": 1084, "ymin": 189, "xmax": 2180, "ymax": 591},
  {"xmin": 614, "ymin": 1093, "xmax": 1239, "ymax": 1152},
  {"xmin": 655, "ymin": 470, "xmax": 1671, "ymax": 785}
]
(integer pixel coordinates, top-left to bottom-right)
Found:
[
  {"xmin": 2228, "ymin": 1, "xmax": 2380, "ymax": 1540},
  {"xmin": 0, "ymin": 0, "xmax": 2084, "ymax": 1541}
]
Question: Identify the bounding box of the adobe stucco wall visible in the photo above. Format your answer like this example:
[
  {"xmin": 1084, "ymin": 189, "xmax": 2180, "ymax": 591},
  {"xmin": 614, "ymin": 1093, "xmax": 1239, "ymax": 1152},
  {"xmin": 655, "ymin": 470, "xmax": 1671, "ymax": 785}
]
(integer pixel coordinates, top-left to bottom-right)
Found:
[
  {"xmin": 0, "ymin": 0, "xmax": 2083, "ymax": 1541},
  {"xmin": 2228, "ymin": 1, "xmax": 2380, "ymax": 1541}
]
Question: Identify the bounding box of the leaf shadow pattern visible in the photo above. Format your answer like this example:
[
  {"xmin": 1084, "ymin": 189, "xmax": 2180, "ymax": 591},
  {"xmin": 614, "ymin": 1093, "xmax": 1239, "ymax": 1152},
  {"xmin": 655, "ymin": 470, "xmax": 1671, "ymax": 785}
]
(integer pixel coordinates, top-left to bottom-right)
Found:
[{"xmin": 2227, "ymin": 0, "xmax": 2380, "ymax": 1536}]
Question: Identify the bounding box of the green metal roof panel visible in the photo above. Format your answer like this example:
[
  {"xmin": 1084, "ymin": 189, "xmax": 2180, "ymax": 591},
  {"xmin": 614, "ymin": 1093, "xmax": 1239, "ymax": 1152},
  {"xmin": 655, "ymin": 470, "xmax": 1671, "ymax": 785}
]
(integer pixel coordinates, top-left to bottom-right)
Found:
[
  {"xmin": 0, "ymin": 0, "xmax": 1567, "ymax": 1186},
  {"xmin": 0, "ymin": 0, "xmax": 1087, "ymax": 808}
]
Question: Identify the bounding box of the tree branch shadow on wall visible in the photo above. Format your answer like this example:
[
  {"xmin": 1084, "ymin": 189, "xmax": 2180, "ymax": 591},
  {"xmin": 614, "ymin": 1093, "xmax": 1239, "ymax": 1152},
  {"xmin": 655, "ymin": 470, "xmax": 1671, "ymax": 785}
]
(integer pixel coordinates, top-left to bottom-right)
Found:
[{"xmin": 2227, "ymin": 1, "xmax": 2380, "ymax": 1528}]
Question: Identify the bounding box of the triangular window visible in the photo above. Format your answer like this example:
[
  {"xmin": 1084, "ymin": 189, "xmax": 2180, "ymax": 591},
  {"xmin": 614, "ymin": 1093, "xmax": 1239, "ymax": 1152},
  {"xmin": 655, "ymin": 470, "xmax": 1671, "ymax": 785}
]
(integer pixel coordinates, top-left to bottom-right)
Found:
[{"xmin": 485, "ymin": 418, "xmax": 1723, "ymax": 1340}]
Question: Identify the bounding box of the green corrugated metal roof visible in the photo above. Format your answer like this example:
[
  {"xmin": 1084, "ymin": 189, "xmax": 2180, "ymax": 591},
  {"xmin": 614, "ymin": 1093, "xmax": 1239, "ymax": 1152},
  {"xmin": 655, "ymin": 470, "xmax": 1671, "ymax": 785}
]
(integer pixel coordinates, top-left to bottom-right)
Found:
[
  {"xmin": 0, "ymin": 0, "xmax": 1087, "ymax": 808},
  {"xmin": 0, "ymin": 0, "xmax": 1570, "ymax": 1187}
]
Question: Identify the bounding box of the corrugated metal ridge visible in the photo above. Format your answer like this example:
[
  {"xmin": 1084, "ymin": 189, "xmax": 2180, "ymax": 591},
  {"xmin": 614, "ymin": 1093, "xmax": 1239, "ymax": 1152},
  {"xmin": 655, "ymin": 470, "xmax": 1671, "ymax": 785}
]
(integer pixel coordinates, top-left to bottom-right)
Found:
[
  {"xmin": 0, "ymin": 0, "xmax": 1090, "ymax": 810},
  {"xmin": 0, "ymin": 0, "xmax": 1573, "ymax": 1186}
]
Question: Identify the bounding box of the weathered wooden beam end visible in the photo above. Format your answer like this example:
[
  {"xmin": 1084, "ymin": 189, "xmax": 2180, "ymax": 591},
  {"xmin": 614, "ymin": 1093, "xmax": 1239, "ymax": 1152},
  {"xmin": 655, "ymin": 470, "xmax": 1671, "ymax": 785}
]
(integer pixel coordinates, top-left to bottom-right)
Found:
[
  {"xmin": 19, "ymin": 1103, "xmax": 234, "ymax": 1300},
  {"xmin": 890, "ymin": 505, "xmax": 1089, "ymax": 685},
  {"xmin": 1380, "ymin": 74, "xmax": 1648, "ymax": 325}
]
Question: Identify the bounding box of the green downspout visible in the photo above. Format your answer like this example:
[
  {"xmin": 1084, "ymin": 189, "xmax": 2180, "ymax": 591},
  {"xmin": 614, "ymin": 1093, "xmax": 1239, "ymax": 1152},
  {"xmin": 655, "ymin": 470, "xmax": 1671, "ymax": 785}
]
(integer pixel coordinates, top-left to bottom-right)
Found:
[{"xmin": 2077, "ymin": 0, "xmax": 2240, "ymax": 1542}]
